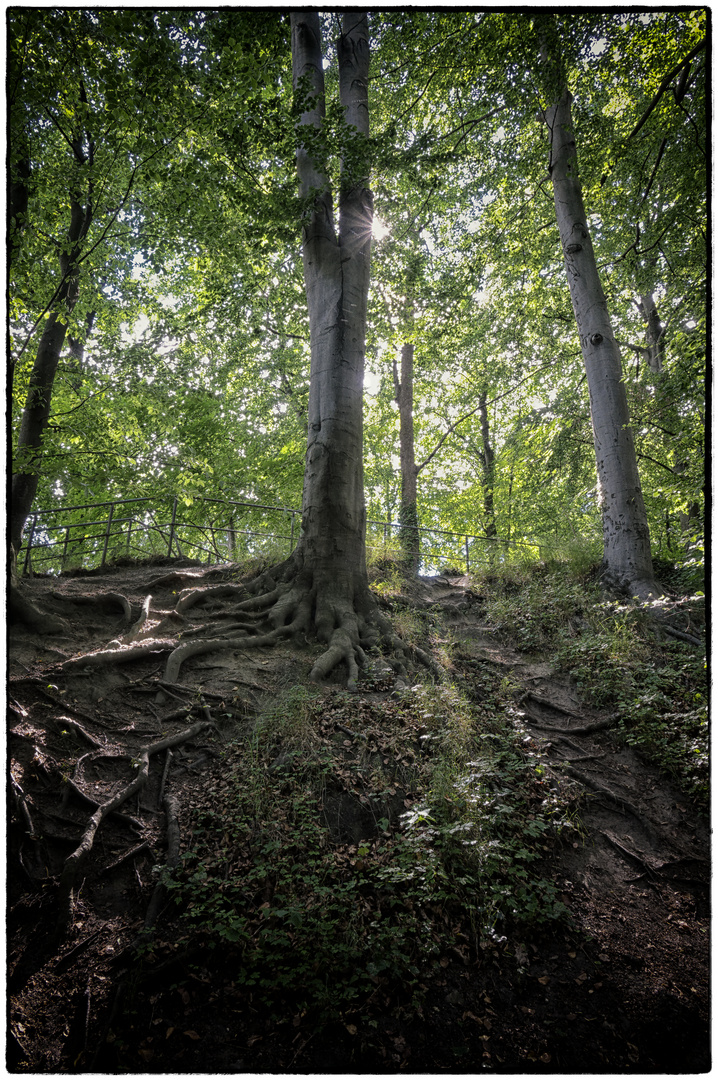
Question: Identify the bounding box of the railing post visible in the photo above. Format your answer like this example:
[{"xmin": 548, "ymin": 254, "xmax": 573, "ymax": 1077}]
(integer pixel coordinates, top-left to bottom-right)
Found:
[
  {"xmin": 465, "ymin": 535, "xmax": 470, "ymax": 574},
  {"xmin": 168, "ymin": 497, "xmax": 178, "ymax": 557},
  {"xmin": 62, "ymin": 526, "xmax": 71, "ymax": 567},
  {"xmin": 126, "ymin": 517, "xmax": 132, "ymax": 555},
  {"xmin": 290, "ymin": 511, "xmax": 295, "ymax": 555},
  {"xmin": 22, "ymin": 515, "xmax": 38, "ymax": 576},
  {"xmin": 101, "ymin": 503, "xmax": 115, "ymax": 567}
]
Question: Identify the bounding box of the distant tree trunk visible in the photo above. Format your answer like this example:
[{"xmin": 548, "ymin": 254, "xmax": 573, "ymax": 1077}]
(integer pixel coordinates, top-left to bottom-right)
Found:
[
  {"xmin": 544, "ymin": 87, "xmax": 658, "ymax": 598},
  {"xmin": 393, "ymin": 338, "xmax": 420, "ymax": 572},
  {"xmin": 636, "ymin": 289, "xmax": 665, "ymax": 375},
  {"xmin": 478, "ymin": 391, "xmax": 497, "ymax": 543}
]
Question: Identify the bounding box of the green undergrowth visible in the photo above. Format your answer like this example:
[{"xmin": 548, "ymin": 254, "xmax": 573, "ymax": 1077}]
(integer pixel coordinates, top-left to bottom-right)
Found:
[
  {"xmin": 159, "ymin": 664, "xmax": 578, "ymax": 1025},
  {"xmin": 469, "ymin": 558, "xmax": 708, "ymax": 804}
]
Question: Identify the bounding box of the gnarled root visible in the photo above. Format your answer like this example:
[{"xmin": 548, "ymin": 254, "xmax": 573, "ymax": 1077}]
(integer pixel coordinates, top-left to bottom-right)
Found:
[{"xmin": 162, "ymin": 554, "xmax": 433, "ymax": 689}]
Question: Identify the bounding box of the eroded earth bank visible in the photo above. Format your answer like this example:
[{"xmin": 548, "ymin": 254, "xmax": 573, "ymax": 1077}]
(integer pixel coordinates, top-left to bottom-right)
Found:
[{"xmin": 8, "ymin": 556, "xmax": 709, "ymax": 1073}]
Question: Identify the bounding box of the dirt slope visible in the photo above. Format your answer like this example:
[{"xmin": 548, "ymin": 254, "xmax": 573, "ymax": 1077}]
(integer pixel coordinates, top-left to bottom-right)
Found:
[{"xmin": 8, "ymin": 559, "xmax": 710, "ymax": 1073}]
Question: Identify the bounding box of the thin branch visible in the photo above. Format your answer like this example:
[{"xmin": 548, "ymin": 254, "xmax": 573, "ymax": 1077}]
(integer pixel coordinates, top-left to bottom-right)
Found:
[
  {"xmin": 375, "ymin": 23, "xmax": 476, "ymax": 80},
  {"xmin": 635, "ymin": 451, "xmax": 679, "ymax": 476},
  {"xmin": 399, "ymin": 69, "xmax": 437, "ymax": 122},
  {"xmin": 264, "ymin": 321, "xmax": 309, "ymax": 343},
  {"xmin": 48, "ymin": 382, "xmax": 113, "ymax": 419},
  {"xmin": 437, "ymin": 106, "xmax": 503, "ymax": 143},
  {"xmin": 640, "ymin": 137, "xmax": 668, "ymax": 205},
  {"xmin": 615, "ymin": 338, "xmax": 650, "ymax": 359}
]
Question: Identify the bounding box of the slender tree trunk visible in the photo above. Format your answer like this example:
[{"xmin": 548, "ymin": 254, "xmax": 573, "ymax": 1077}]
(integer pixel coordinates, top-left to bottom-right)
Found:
[
  {"xmin": 393, "ymin": 338, "xmax": 420, "ymax": 572},
  {"xmin": 545, "ymin": 88, "xmax": 658, "ymax": 598},
  {"xmin": 478, "ymin": 391, "xmax": 497, "ymax": 542},
  {"xmin": 11, "ymin": 123, "xmax": 93, "ymax": 554}
]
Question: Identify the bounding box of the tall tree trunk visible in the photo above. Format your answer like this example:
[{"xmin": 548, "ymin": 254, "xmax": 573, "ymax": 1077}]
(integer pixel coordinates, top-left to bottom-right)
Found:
[
  {"xmin": 231, "ymin": 12, "xmax": 419, "ymax": 687},
  {"xmin": 544, "ymin": 88, "xmax": 658, "ymax": 598},
  {"xmin": 393, "ymin": 338, "xmax": 420, "ymax": 572},
  {"xmin": 234, "ymin": 9, "xmax": 410, "ymax": 687},
  {"xmin": 292, "ymin": 8, "xmax": 371, "ymax": 583}
]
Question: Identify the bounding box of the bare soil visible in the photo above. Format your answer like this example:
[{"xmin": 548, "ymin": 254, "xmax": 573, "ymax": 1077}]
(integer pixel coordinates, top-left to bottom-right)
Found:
[{"xmin": 8, "ymin": 559, "xmax": 710, "ymax": 1073}]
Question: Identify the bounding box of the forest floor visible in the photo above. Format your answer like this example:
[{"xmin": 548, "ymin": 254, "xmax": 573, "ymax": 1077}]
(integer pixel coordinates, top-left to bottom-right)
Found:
[{"xmin": 8, "ymin": 555, "xmax": 710, "ymax": 1074}]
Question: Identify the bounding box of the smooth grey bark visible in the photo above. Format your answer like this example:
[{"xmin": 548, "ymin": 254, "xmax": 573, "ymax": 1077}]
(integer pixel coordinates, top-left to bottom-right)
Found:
[
  {"xmin": 292, "ymin": 10, "xmax": 370, "ymax": 583},
  {"xmin": 545, "ymin": 89, "xmax": 658, "ymax": 598}
]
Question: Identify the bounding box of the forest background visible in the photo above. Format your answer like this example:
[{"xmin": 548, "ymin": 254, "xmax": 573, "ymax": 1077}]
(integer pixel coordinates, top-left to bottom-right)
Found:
[{"xmin": 8, "ymin": 7, "xmax": 706, "ymax": 591}]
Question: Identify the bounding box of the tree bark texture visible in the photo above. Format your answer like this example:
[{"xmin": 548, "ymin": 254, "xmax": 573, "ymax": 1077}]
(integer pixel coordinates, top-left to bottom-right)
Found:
[{"xmin": 545, "ymin": 89, "xmax": 658, "ymax": 597}]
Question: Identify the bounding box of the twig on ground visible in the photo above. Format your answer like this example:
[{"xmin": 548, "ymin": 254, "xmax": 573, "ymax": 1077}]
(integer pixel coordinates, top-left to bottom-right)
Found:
[{"xmin": 99, "ymin": 840, "xmax": 151, "ymax": 876}]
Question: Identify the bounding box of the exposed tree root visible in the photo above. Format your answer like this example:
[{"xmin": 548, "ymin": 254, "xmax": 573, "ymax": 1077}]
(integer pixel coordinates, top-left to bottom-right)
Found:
[
  {"xmin": 175, "ymin": 582, "xmax": 249, "ymax": 614},
  {"xmin": 600, "ymin": 830, "xmax": 660, "ymax": 879},
  {"xmin": 518, "ymin": 693, "xmax": 615, "ymax": 735},
  {"xmin": 9, "ymin": 581, "xmax": 67, "ymax": 635},
  {"xmin": 48, "ymin": 549, "xmax": 445, "ymax": 690},
  {"xmin": 55, "ymin": 719, "xmax": 212, "ymax": 939},
  {"xmin": 99, "ymin": 840, "xmax": 152, "ymax": 876},
  {"xmin": 114, "ymin": 593, "xmax": 152, "ymax": 645},
  {"xmin": 51, "ymin": 716, "xmax": 104, "ymax": 747},
  {"xmin": 58, "ymin": 638, "xmax": 176, "ymax": 671},
  {"xmin": 153, "ymin": 551, "xmax": 432, "ymax": 690},
  {"xmin": 142, "ymin": 794, "xmax": 180, "ymax": 933},
  {"xmin": 527, "ymin": 717, "xmax": 617, "ymax": 736},
  {"xmin": 661, "ymin": 624, "xmax": 703, "ymax": 648},
  {"xmin": 51, "ymin": 591, "xmax": 133, "ymax": 622}
]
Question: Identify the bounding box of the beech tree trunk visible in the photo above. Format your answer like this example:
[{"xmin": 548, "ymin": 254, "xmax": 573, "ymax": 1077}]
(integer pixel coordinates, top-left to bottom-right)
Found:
[
  {"xmin": 393, "ymin": 339, "xmax": 420, "ymax": 571},
  {"xmin": 292, "ymin": 8, "xmax": 371, "ymax": 575},
  {"xmin": 545, "ymin": 88, "xmax": 658, "ymax": 598},
  {"xmin": 193, "ymin": 13, "xmax": 415, "ymax": 689}
]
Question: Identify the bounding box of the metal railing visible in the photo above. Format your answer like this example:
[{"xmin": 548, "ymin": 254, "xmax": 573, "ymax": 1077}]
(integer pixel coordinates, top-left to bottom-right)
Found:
[{"xmin": 18, "ymin": 494, "xmax": 536, "ymax": 577}]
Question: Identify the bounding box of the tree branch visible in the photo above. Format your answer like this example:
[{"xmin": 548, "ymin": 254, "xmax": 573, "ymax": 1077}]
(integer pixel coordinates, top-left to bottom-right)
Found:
[
  {"xmin": 627, "ymin": 39, "xmax": 705, "ymax": 140},
  {"xmin": 415, "ymin": 358, "xmax": 564, "ymax": 475}
]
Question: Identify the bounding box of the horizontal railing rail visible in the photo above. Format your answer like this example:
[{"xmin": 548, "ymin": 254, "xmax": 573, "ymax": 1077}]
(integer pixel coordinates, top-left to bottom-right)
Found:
[{"xmin": 17, "ymin": 494, "xmax": 538, "ymax": 577}]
